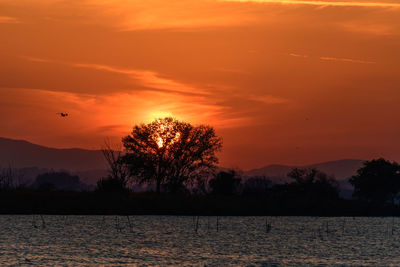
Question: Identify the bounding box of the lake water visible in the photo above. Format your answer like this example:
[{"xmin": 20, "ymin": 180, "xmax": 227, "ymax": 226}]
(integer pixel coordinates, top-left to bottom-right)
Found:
[{"xmin": 0, "ymin": 216, "xmax": 399, "ymax": 266}]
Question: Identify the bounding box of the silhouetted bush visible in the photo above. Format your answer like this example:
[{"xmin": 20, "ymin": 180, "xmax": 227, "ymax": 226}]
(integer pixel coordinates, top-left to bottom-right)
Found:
[
  {"xmin": 349, "ymin": 158, "xmax": 400, "ymax": 206},
  {"xmin": 33, "ymin": 172, "xmax": 84, "ymax": 191},
  {"xmin": 209, "ymin": 170, "xmax": 241, "ymax": 195},
  {"xmin": 38, "ymin": 182, "xmax": 56, "ymax": 191},
  {"xmin": 95, "ymin": 176, "xmax": 129, "ymax": 194},
  {"xmin": 269, "ymin": 168, "xmax": 339, "ymax": 207}
]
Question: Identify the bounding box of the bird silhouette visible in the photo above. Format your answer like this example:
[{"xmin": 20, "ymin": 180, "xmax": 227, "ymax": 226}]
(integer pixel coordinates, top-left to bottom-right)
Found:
[{"xmin": 56, "ymin": 113, "xmax": 68, "ymax": 117}]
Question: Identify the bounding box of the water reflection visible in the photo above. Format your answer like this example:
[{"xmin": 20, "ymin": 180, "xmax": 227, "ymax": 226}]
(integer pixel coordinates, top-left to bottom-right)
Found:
[{"xmin": 0, "ymin": 216, "xmax": 398, "ymax": 265}]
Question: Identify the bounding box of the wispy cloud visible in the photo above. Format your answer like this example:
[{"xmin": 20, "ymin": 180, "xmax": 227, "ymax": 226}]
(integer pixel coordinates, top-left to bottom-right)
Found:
[
  {"xmin": 72, "ymin": 63, "xmax": 210, "ymax": 95},
  {"xmin": 338, "ymin": 21, "xmax": 397, "ymax": 36},
  {"xmin": 21, "ymin": 56, "xmax": 209, "ymax": 96},
  {"xmin": 0, "ymin": 16, "xmax": 20, "ymax": 24},
  {"xmin": 20, "ymin": 56, "xmax": 52, "ymax": 63},
  {"xmin": 248, "ymin": 94, "xmax": 290, "ymax": 104},
  {"xmin": 286, "ymin": 53, "xmax": 376, "ymax": 64},
  {"xmin": 220, "ymin": 0, "xmax": 400, "ymax": 8},
  {"xmin": 17, "ymin": 56, "xmax": 257, "ymax": 129},
  {"xmin": 84, "ymin": 0, "xmax": 259, "ymax": 31},
  {"xmin": 289, "ymin": 53, "xmax": 309, "ymax": 58},
  {"xmin": 319, "ymin": 56, "xmax": 376, "ymax": 64},
  {"xmin": 0, "ymin": 86, "xmax": 244, "ymax": 141}
]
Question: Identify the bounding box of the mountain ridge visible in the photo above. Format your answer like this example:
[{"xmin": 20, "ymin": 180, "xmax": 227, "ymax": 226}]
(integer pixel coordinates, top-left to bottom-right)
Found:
[
  {"xmin": 0, "ymin": 137, "xmax": 364, "ymax": 190},
  {"xmin": 245, "ymin": 159, "xmax": 364, "ymax": 181},
  {"xmin": 0, "ymin": 137, "xmax": 107, "ymax": 172}
]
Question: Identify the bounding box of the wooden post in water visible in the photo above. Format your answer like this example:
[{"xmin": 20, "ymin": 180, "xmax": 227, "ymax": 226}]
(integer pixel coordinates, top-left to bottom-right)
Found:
[
  {"xmin": 342, "ymin": 218, "xmax": 345, "ymax": 236},
  {"xmin": 40, "ymin": 215, "xmax": 46, "ymax": 229},
  {"xmin": 318, "ymin": 225, "xmax": 322, "ymax": 239},
  {"xmin": 216, "ymin": 216, "xmax": 219, "ymax": 232},
  {"xmin": 265, "ymin": 217, "xmax": 271, "ymax": 233},
  {"xmin": 101, "ymin": 216, "xmax": 106, "ymax": 229},
  {"xmin": 266, "ymin": 217, "xmax": 268, "ymax": 233},
  {"xmin": 127, "ymin": 216, "xmax": 133, "ymax": 233},
  {"xmin": 32, "ymin": 215, "xmax": 38, "ymax": 228},
  {"xmin": 392, "ymin": 217, "xmax": 395, "ymax": 236},
  {"xmin": 115, "ymin": 216, "xmax": 121, "ymax": 232},
  {"xmin": 195, "ymin": 216, "xmax": 199, "ymax": 233},
  {"xmin": 387, "ymin": 222, "xmax": 389, "ymax": 238}
]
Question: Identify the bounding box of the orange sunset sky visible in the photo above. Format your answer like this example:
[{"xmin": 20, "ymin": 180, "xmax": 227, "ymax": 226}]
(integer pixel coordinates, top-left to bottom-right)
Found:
[{"xmin": 1, "ymin": 0, "xmax": 400, "ymax": 169}]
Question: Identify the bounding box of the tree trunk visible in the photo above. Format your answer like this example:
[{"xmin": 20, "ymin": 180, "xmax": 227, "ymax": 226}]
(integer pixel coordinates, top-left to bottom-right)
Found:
[{"xmin": 156, "ymin": 154, "xmax": 163, "ymax": 194}]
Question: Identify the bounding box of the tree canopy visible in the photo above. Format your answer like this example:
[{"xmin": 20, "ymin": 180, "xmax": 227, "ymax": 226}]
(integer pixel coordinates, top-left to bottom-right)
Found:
[
  {"xmin": 349, "ymin": 158, "xmax": 400, "ymax": 205},
  {"xmin": 283, "ymin": 168, "xmax": 339, "ymax": 201},
  {"xmin": 122, "ymin": 117, "xmax": 223, "ymax": 193},
  {"xmin": 209, "ymin": 170, "xmax": 242, "ymax": 195}
]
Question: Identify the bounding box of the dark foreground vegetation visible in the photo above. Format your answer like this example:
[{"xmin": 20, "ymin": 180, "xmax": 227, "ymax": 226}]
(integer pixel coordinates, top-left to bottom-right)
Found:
[
  {"xmin": 1, "ymin": 188, "xmax": 400, "ymax": 216},
  {"xmin": 2, "ymin": 118, "xmax": 400, "ymax": 216}
]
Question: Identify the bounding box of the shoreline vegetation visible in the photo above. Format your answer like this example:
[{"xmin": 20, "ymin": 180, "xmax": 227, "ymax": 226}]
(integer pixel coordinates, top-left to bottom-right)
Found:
[{"xmin": 2, "ymin": 119, "xmax": 400, "ymax": 216}]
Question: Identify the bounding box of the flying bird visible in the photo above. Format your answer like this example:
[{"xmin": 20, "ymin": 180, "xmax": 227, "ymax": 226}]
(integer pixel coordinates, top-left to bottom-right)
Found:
[{"xmin": 57, "ymin": 113, "xmax": 68, "ymax": 117}]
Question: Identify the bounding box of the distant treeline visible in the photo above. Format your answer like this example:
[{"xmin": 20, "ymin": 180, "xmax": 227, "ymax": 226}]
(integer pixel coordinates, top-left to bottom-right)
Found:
[{"xmin": 1, "ymin": 158, "xmax": 400, "ymax": 216}]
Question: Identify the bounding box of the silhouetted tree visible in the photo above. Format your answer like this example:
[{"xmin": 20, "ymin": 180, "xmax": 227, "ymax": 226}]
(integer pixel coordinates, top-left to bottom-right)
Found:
[
  {"xmin": 209, "ymin": 170, "xmax": 241, "ymax": 195},
  {"xmin": 0, "ymin": 165, "xmax": 24, "ymax": 190},
  {"xmin": 122, "ymin": 117, "xmax": 222, "ymax": 194},
  {"xmin": 242, "ymin": 176, "xmax": 272, "ymax": 196},
  {"xmin": 33, "ymin": 172, "xmax": 83, "ymax": 191},
  {"xmin": 349, "ymin": 158, "xmax": 400, "ymax": 205},
  {"xmin": 285, "ymin": 168, "xmax": 339, "ymax": 200},
  {"xmin": 101, "ymin": 139, "xmax": 130, "ymax": 190},
  {"xmin": 191, "ymin": 169, "xmax": 212, "ymax": 194}
]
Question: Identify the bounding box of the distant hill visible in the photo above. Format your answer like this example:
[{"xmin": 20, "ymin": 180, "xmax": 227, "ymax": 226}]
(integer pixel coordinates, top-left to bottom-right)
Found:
[
  {"xmin": 244, "ymin": 159, "xmax": 364, "ymax": 182},
  {"xmin": 0, "ymin": 137, "xmax": 107, "ymax": 172},
  {"xmin": 0, "ymin": 137, "xmax": 365, "ymax": 196}
]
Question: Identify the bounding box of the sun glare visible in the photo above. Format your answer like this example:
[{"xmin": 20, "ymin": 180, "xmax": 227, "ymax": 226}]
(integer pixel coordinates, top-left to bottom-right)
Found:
[
  {"xmin": 154, "ymin": 119, "xmax": 181, "ymax": 149},
  {"xmin": 147, "ymin": 111, "xmax": 174, "ymax": 122},
  {"xmin": 157, "ymin": 137, "xmax": 164, "ymax": 148}
]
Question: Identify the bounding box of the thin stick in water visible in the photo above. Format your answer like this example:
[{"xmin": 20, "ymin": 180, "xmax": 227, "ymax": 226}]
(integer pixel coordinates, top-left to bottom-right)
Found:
[
  {"xmin": 40, "ymin": 215, "xmax": 46, "ymax": 229},
  {"xmin": 127, "ymin": 216, "xmax": 133, "ymax": 233},
  {"xmin": 392, "ymin": 217, "xmax": 395, "ymax": 236},
  {"xmin": 195, "ymin": 216, "xmax": 199, "ymax": 234}
]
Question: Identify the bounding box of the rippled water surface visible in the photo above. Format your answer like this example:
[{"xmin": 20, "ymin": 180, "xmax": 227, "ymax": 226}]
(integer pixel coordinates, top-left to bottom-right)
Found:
[{"xmin": 1, "ymin": 216, "xmax": 400, "ymax": 266}]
